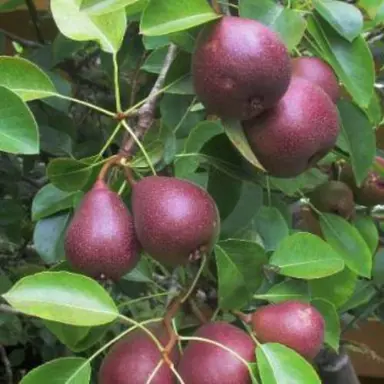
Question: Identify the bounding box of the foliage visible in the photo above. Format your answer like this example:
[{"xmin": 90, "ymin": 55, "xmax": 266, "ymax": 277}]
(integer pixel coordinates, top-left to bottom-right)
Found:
[{"xmin": 0, "ymin": 0, "xmax": 383, "ymax": 383}]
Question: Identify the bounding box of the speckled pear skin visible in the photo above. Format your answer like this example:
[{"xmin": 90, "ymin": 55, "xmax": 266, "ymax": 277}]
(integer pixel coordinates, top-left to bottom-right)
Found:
[
  {"xmin": 98, "ymin": 324, "xmax": 179, "ymax": 384},
  {"xmin": 251, "ymin": 301, "xmax": 325, "ymax": 360},
  {"xmin": 64, "ymin": 180, "xmax": 140, "ymax": 280},
  {"xmin": 132, "ymin": 176, "xmax": 220, "ymax": 266},
  {"xmin": 192, "ymin": 16, "xmax": 291, "ymax": 120},
  {"xmin": 340, "ymin": 163, "xmax": 384, "ymax": 206},
  {"xmin": 242, "ymin": 77, "xmax": 340, "ymax": 178},
  {"xmin": 309, "ymin": 180, "xmax": 355, "ymax": 220},
  {"xmin": 292, "ymin": 57, "xmax": 340, "ymax": 103},
  {"xmin": 178, "ymin": 322, "xmax": 255, "ymax": 384}
]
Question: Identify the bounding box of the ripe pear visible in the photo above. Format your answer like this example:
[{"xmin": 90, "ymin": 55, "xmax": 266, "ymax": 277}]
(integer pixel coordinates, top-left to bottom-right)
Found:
[
  {"xmin": 99, "ymin": 324, "xmax": 179, "ymax": 384},
  {"xmin": 309, "ymin": 180, "xmax": 355, "ymax": 220},
  {"xmin": 292, "ymin": 57, "xmax": 340, "ymax": 103},
  {"xmin": 242, "ymin": 77, "xmax": 340, "ymax": 178},
  {"xmin": 192, "ymin": 16, "xmax": 291, "ymax": 120},
  {"xmin": 64, "ymin": 180, "xmax": 139, "ymax": 280},
  {"xmin": 178, "ymin": 321, "xmax": 255, "ymax": 383},
  {"xmin": 340, "ymin": 163, "xmax": 384, "ymax": 206},
  {"xmin": 131, "ymin": 176, "xmax": 220, "ymax": 266},
  {"xmin": 251, "ymin": 301, "xmax": 325, "ymax": 360}
]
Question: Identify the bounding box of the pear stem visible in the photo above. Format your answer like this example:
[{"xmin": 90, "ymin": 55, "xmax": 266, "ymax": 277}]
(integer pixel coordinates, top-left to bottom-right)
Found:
[
  {"xmin": 211, "ymin": 0, "xmax": 222, "ymax": 14},
  {"xmin": 181, "ymin": 253, "xmax": 207, "ymax": 303},
  {"xmin": 232, "ymin": 310, "xmax": 252, "ymax": 324},
  {"xmin": 97, "ymin": 155, "xmax": 120, "ymax": 182}
]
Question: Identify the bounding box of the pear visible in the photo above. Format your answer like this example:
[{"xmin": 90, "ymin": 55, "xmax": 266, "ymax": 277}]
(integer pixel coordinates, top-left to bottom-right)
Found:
[
  {"xmin": 178, "ymin": 321, "xmax": 255, "ymax": 383},
  {"xmin": 242, "ymin": 77, "xmax": 340, "ymax": 178},
  {"xmin": 64, "ymin": 180, "xmax": 139, "ymax": 280},
  {"xmin": 99, "ymin": 324, "xmax": 179, "ymax": 384},
  {"xmin": 131, "ymin": 176, "xmax": 220, "ymax": 266},
  {"xmin": 192, "ymin": 16, "xmax": 291, "ymax": 119},
  {"xmin": 251, "ymin": 301, "xmax": 325, "ymax": 360}
]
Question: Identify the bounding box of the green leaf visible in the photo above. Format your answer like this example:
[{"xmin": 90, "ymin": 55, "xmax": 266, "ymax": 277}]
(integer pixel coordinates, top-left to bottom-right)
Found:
[
  {"xmin": 47, "ymin": 157, "xmax": 99, "ymax": 192},
  {"xmin": 51, "ymin": 0, "xmax": 126, "ymax": 53},
  {"xmin": 32, "ymin": 184, "xmax": 81, "ymax": 221},
  {"xmin": 33, "ymin": 213, "xmax": 70, "ymax": 264},
  {"xmin": 270, "ymin": 169, "xmax": 329, "ymax": 196},
  {"xmin": 339, "ymin": 280, "xmax": 376, "ymax": 312},
  {"xmin": 222, "ymin": 119, "xmax": 265, "ymax": 171},
  {"xmin": 239, "ymin": 0, "xmax": 306, "ymax": 51},
  {"xmin": 123, "ymin": 257, "xmax": 153, "ymax": 283},
  {"xmin": 0, "ymin": 200, "xmax": 24, "ymax": 226},
  {"xmin": 0, "ymin": 56, "xmax": 55, "ymax": 101},
  {"xmin": 253, "ymin": 206, "xmax": 289, "ymax": 251},
  {"xmin": 256, "ymin": 343, "xmax": 321, "ymax": 384},
  {"xmin": 220, "ymin": 182, "xmax": 263, "ymax": 238},
  {"xmin": 269, "ymin": 233, "xmax": 344, "ymax": 279},
  {"xmin": 338, "ymin": 100, "xmax": 376, "ymax": 186},
  {"xmin": 140, "ymin": 0, "xmax": 220, "ymax": 36},
  {"xmin": 20, "ymin": 357, "xmax": 91, "ymax": 384},
  {"xmin": 373, "ymin": 248, "xmax": 384, "ymax": 285},
  {"xmin": 215, "ymin": 240, "xmax": 268, "ymax": 310},
  {"xmin": 319, "ymin": 213, "xmax": 372, "ymax": 278},
  {"xmin": 353, "ymin": 214, "xmax": 379, "ymax": 254},
  {"xmin": 311, "ymin": 298, "xmax": 340, "ymax": 351},
  {"xmin": 0, "ymin": 269, "xmax": 12, "ymax": 295},
  {"xmin": 254, "ymin": 279, "xmax": 310, "ymax": 303},
  {"xmin": 175, "ymin": 121, "xmax": 224, "ymax": 177},
  {"xmin": 81, "ymin": 0, "xmax": 140, "ymax": 14},
  {"xmin": 307, "ymin": 16, "xmax": 374, "ymax": 109},
  {"xmin": 141, "ymin": 46, "xmax": 168, "ymax": 73},
  {"xmin": 0, "ymin": 86, "xmax": 39, "ymax": 155},
  {"xmin": 0, "ymin": 0, "xmax": 24, "ymax": 12},
  {"xmin": 313, "ymin": 0, "xmax": 363, "ymax": 42},
  {"xmin": 309, "ymin": 267, "xmax": 357, "ymax": 308},
  {"xmin": 2, "ymin": 272, "xmax": 118, "ymax": 326}
]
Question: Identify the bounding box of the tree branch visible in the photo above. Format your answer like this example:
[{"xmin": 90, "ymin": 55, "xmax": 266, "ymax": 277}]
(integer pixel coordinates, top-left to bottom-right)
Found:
[
  {"xmin": 119, "ymin": 44, "xmax": 178, "ymax": 157},
  {"xmin": 0, "ymin": 344, "xmax": 13, "ymax": 384},
  {"xmin": 24, "ymin": 0, "xmax": 45, "ymax": 44},
  {"xmin": 0, "ymin": 28, "xmax": 43, "ymax": 48}
]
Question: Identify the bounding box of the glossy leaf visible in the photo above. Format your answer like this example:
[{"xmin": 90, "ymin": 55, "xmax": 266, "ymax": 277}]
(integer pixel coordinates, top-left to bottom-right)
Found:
[
  {"xmin": 32, "ymin": 184, "xmax": 80, "ymax": 221},
  {"xmin": 311, "ymin": 298, "xmax": 340, "ymax": 351},
  {"xmin": 253, "ymin": 206, "xmax": 289, "ymax": 251},
  {"xmin": 33, "ymin": 213, "xmax": 70, "ymax": 264},
  {"xmin": 0, "ymin": 56, "xmax": 55, "ymax": 101},
  {"xmin": 47, "ymin": 157, "xmax": 99, "ymax": 192},
  {"xmin": 51, "ymin": 0, "xmax": 126, "ymax": 53},
  {"xmin": 0, "ymin": 86, "xmax": 39, "ymax": 155},
  {"xmin": 20, "ymin": 357, "xmax": 91, "ymax": 384},
  {"xmin": 319, "ymin": 213, "xmax": 372, "ymax": 278},
  {"xmin": 254, "ymin": 280, "xmax": 310, "ymax": 304},
  {"xmin": 220, "ymin": 182, "xmax": 263, "ymax": 238},
  {"xmin": 141, "ymin": 46, "xmax": 168, "ymax": 73},
  {"xmin": 313, "ymin": 0, "xmax": 363, "ymax": 42},
  {"xmin": 141, "ymin": 0, "xmax": 220, "ymax": 36},
  {"xmin": 339, "ymin": 280, "xmax": 376, "ymax": 312},
  {"xmin": 373, "ymin": 247, "xmax": 384, "ymax": 285},
  {"xmin": 239, "ymin": 0, "xmax": 306, "ymax": 50},
  {"xmin": 222, "ymin": 119, "xmax": 265, "ymax": 171},
  {"xmin": 307, "ymin": 16, "xmax": 374, "ymax": 109},
  {"xmin": 353, "ymin": 214, "xmax": 379, "ymax": 255},
  {"xmin": 256, "ymin": 343, "xmax": 321, "ymax": 384},
  {"xmin": 2, "ymin": 272, "xmax": 118, "ymax": 326},
  {"xmin": 81, "ymin": 0, "xmax": 140, "ymax": 14},
  {"xmin": 269, "ymin": 233, "xmax": 344, "ymax": 279},
  {"xmin": 338, "ymin": 100, "xmax": 376, "ymax": 186},
  {"xmin": 216, "ymin": 240, "xmax": 268, "ymax": 310},
  {"xmin": 175, "ymin": 121, "xmax": 224, "ymax": 177},
  {"xmin": 309, "ymin": 267, "xmax": 357, "ymax": 308}
]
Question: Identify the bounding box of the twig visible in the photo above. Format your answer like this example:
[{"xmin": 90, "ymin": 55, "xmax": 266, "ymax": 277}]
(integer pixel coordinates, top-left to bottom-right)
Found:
[
  {"xmin": 119, "ymin": 44, "xmax": 177, "ymax": 157},
  {"xmin": 24, "ymin": 0, "xmax": 45, "ymax": 44},
  {"xmin": 130, "ymin": 52, "xmax": 148, "ymax": 107},
  {"xmin": 0, "ymin": 28, "xmax": 43, "ymax": 48},
  {"xmin": 0, "ymin": 345, "xmax": 12, "ymax": 384}
]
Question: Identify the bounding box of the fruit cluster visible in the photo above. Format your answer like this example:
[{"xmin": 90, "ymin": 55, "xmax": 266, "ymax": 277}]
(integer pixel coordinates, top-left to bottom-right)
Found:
[
  {"xmin": 98, "ymin": 301, "xmax": 324, "ymax": 384},
  {"xmin": 193, "ymin": 16, "xmax": 341, "ymax": 178}
]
